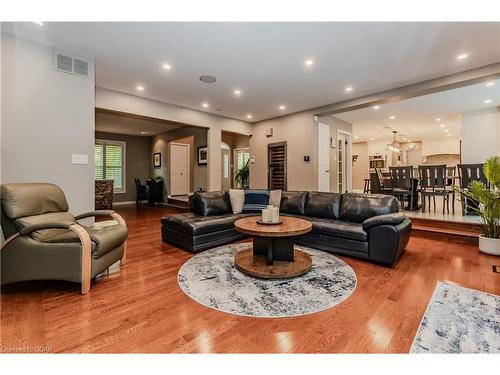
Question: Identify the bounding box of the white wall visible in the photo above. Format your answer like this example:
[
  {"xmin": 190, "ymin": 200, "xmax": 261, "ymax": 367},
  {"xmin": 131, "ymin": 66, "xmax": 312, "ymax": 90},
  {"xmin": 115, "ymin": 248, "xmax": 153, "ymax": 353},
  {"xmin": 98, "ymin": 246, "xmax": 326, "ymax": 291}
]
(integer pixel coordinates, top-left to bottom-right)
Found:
[
  {"xmin": 421, "ymin": 138, "xmax": 460, "ymax": 156},
  {"xmin": 1, "ymin": 33, "xmax": 95, "ymax": 214},
  {"xmin": 249, "ymin": 110, "xmax": 317, "ymax": 190},
  {"xmin": 461, "ymin": 108, "xmax": 500, "ymax": 163},
  {"xmin": 95, "ymin": 88, "xmax": 252, "ymax": 191}
]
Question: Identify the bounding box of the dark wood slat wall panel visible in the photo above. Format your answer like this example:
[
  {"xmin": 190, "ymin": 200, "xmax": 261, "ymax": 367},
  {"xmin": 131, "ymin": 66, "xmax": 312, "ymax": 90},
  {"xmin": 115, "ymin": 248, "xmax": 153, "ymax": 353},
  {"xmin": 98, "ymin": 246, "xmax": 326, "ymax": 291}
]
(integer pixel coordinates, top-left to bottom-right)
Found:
[{"xmin": 268, "ymin": 142, "xmax": 287, "ymax": 190}]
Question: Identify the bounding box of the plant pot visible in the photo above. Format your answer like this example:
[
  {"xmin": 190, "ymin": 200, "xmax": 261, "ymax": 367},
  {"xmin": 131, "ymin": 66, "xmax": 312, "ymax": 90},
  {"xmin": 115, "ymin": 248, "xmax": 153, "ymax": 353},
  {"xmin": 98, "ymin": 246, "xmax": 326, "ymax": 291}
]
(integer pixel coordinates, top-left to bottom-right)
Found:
[{"xmin": 478, "ymin": 235, "xmax": 500, "ymax": 256}]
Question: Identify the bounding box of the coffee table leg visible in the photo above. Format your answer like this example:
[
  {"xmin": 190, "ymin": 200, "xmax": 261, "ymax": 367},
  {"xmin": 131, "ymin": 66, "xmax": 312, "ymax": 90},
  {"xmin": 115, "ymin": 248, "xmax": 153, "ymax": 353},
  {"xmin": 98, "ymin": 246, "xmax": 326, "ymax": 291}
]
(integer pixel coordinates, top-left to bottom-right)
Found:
[{"xmin": 267, "ymin": 239, "xmax": 273, "ymax": 265}]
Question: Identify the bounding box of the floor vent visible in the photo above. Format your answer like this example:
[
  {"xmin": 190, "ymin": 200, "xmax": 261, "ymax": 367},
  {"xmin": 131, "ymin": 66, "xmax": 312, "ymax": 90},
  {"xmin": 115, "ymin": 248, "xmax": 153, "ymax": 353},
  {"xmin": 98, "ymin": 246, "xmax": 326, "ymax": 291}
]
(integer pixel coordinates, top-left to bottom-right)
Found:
[{"xmin": 53, "ymin": 50, "xmax": 91, "ymax": 78}]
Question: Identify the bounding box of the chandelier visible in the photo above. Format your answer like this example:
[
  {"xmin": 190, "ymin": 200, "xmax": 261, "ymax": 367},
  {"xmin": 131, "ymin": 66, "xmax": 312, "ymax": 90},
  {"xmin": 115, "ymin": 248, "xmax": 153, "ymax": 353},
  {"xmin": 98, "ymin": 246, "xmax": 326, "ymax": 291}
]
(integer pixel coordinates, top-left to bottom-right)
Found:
[{"xmin": 386, "ymin": 131, "xmax": 400, "ymax": 153}]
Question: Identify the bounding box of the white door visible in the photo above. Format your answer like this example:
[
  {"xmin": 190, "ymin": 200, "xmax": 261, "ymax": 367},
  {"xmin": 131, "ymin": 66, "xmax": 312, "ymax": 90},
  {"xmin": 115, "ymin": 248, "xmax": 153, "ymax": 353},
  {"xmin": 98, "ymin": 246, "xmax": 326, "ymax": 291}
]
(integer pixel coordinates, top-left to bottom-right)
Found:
[
  {"xmin": 318, "ymin": 123, "xmax": 330, "ymax": 192},
  {"xmin": 234, "ymin": 148, "xmax": 250, "ymax": 188},
  {"xmin": 221, "ymin": 148, "xmax": 230, "ymax": 191},
  {"xmin": 337, "ymin": 131, "xmax": 352, "ymax": 193},
  {"xmin": 170, "ymin": 142, "xmax": 189, "ymax": 196}
]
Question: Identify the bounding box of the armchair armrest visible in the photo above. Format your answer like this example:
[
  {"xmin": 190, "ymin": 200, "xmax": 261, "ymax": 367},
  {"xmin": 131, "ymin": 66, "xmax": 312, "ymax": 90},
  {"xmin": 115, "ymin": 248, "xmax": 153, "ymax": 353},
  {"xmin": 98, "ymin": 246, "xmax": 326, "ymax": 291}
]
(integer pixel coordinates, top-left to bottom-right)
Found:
[
  {"xmin": 75, "ymin": 210, "xmax": 115, "ymax": 220},
  {"xmin": 363, "ymin": 213, "xmax": 406, "ymax": 230},
  {"xmin": 19, "ymin": 221, "xmax": 75, "ymax": 236},
  {"xmin": 75, "ymin": 209, "xmax": 127, "ymax": 267}
]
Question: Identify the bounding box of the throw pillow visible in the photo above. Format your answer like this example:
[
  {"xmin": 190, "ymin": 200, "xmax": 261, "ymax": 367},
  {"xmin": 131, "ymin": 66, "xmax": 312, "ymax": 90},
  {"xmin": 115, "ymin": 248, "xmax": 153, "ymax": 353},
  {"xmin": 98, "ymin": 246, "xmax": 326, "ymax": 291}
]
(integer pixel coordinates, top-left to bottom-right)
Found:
[
  {"xmin": 229, "ymin": 189, "xmax": 245, "ymax": 214},
  {"xmin": 242, "ymin": 189, "xmax": 270, "ymax": 213},
  {"xmin": 269, "ymin": 189, "xmax": 282, "ymax": 207}
]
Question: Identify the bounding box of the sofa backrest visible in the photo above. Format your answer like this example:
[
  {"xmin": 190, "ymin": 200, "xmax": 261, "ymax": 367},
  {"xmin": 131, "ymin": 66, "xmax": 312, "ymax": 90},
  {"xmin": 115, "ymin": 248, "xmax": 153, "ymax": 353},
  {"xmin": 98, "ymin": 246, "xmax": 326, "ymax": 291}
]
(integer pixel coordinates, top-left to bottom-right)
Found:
[
  {"xmin": 280, "ymin": 191, "xmax": 308, "ymax": 215},
  {"xmin": 190, "ymin": 191, "xmax": 232, "ymax": 216},
  {"xmin": 303, "ymin": 192, "xmax": 341, "ymax": 219},
  {"xmin": 339, "ymin": 193, "xmax": 400, "ymax": 223}
]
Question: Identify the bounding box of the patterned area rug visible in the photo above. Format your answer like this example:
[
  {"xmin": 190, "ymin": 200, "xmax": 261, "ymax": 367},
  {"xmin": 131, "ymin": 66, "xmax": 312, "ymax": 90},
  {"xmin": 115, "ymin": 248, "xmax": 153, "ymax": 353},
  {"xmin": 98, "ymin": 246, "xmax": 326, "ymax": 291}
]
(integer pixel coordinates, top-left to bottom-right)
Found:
[
  {"xmin": 410, "ymin": 281, "xmax": 500, "ymax": 353},
  {"xmin": 177, "ymin": 243, "xmax": 357, "ymax": 318}
]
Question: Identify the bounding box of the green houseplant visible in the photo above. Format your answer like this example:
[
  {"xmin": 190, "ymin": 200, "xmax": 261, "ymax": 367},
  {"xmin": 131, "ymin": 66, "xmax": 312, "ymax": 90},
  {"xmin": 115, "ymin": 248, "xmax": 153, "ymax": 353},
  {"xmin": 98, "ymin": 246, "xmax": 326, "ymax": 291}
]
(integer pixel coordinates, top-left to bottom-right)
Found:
[
  {"xmin": 234, "ymin": 159, "xmax": 250, "ymax": 189},
  {"xmin": 457, "ymin": 156, "xmax": 500, "ymax": 255}
]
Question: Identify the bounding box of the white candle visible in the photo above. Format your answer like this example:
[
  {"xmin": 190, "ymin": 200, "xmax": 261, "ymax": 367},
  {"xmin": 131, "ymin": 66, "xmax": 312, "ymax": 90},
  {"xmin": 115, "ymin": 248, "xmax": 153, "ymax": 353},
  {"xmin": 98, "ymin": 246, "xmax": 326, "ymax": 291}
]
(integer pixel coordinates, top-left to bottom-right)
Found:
[{"xmin": 261, "ymin": 208, "xmax": 269, "ymax": 223}]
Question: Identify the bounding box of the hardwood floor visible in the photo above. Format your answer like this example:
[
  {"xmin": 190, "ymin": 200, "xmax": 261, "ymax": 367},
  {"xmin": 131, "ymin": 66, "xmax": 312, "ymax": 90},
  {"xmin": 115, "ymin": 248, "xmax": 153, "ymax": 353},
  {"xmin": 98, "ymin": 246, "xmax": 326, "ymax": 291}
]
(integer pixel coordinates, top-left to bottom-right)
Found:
[{"xmin": 1, "ymin": 204, "xmax": 498, "ymax": 353}]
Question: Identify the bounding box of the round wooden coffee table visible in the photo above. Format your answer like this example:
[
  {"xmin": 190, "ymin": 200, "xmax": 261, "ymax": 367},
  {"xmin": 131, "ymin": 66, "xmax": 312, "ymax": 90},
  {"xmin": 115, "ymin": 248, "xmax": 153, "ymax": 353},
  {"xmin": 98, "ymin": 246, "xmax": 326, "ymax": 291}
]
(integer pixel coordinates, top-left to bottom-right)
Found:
[{"xmin": 234, "ymin": 216, "xmax": 312, "ymax": 279}]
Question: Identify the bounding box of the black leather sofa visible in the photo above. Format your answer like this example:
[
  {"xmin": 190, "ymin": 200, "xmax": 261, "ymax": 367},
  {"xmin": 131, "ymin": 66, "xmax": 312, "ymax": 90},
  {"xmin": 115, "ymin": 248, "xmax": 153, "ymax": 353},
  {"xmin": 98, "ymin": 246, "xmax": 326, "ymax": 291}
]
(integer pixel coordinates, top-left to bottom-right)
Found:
[{"xmin": 161, "ymin": 191, "xmax": 411, "ymax": 266}]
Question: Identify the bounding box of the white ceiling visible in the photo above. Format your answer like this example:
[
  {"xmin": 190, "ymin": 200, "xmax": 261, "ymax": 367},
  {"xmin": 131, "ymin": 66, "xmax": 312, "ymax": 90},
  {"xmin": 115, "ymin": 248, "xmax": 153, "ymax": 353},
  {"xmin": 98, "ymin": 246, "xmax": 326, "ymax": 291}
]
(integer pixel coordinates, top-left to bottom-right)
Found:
[
  {"xmin": 3, "ymin": 22, "xmax": 500, "ymax": 122},
  {"xmin": 335, "ymin": 79, "xmax": 500, "ymax": 143},
  {"xmin": 95, "ymin": 111, "xmax": 180, "ymax": 136}
]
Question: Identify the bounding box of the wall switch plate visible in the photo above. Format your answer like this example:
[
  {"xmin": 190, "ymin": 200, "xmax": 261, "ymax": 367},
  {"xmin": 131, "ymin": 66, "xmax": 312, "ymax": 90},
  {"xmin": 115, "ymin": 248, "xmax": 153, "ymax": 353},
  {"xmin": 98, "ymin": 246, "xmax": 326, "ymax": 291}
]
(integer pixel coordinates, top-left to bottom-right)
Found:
[
  {"xmin": 250, "ymin": 155, "xmax": 255, "ymax": 163},
  {"xmin": 72, "ymin": 154, "xmax": 88, "ymax": 165}
]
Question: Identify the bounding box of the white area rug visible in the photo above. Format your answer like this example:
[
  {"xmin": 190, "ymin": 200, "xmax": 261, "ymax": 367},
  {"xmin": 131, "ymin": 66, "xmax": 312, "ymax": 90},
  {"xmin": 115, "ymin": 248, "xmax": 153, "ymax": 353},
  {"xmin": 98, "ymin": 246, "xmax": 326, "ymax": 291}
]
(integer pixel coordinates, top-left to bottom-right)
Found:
[
  {"xmin": 177, "ymin": 242, "xmax": 357, "ymax": 318},
  {"xmin": 410, "ymin": 281, "xmax": 500, "ymax": 353}
]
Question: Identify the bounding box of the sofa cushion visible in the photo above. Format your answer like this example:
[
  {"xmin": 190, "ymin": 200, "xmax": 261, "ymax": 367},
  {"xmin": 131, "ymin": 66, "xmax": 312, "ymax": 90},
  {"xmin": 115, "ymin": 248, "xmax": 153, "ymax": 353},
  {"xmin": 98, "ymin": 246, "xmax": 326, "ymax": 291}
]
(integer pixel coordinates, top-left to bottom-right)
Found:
[
  {"xmin": 339, "ymin": 193, "xmax": 400, "ymax": 223},
  {"xmin": 308, "ymin": 217, "xmax": 367, "ymax": 241},
  {"xmin": 242, "ymin": 189, "xmax": 270, "ymax": 213},
  {"xmin": 304, "ymin": 192, "xmax": 341, "ymax": 219},
  {"xmin": 161, "ymin": 213, "xmax": 245, "ymax": 236},
  {"xmin": 190, "ymin": 191, "xmax": 231, "ymax": 216},
  {"xmin": 280, "ymin": 191, "xmax": 308, "ymax": 215},
  {"xmin": 229, "ymin": 189, "xmax": 245, "ymax": 214},
  {"xmin": 269, "ymin": 190, "xmax": 282, "ymax": 207},
  {"xmin": 42, "ymin": 223, "xmax": 128, "ymax": 259}
]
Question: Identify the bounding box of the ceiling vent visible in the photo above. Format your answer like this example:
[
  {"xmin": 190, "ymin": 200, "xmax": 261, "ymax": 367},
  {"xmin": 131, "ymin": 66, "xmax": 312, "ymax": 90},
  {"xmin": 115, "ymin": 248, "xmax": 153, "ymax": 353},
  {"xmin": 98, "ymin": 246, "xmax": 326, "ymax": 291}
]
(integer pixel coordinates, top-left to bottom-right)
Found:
[{"xmin": 53, "ymin": 50, "xmax": 92, "ymax": 78}]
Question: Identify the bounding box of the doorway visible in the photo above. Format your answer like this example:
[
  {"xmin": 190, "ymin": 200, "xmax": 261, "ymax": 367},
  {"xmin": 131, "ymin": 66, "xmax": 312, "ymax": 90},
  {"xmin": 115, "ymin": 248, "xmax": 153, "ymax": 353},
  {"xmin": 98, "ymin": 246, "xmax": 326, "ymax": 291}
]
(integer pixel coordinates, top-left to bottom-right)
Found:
[
  {"xmin": 317, "ymin": 123, "xmax": 330, "ymax": 192},
  {"xmin": 221, "ymin": 142, "xmax": 231, "ymax": 191},
  {"xmin": 170, "ymin": 142, "xmax": 190, "ymax": 196},
  {"xmin": 234, "ymin": 148, "xmax": 250, "ymax": 188},
  {"xmin": 337, "ymin": 130, "xmax": 352, "ymax": 193}
]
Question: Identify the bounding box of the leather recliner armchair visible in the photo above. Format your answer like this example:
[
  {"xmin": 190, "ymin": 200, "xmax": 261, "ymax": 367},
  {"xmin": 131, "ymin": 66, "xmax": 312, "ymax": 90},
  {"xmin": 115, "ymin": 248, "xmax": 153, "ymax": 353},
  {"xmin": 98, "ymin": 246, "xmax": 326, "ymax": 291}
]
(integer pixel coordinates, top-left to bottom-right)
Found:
[{"xmin": 0, "ymin": 183, "xmax": 128, "ymax": 294}]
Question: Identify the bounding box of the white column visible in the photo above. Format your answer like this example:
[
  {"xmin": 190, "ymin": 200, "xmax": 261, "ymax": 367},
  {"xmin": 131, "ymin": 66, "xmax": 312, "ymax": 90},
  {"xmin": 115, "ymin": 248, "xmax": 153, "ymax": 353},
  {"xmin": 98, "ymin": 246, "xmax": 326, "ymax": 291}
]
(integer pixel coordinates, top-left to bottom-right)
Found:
[
  {"xmin": 461, "ymin": 108, "xmax": 500, "ymax": 163},
  {"xmin": 207, "ymin": 127, "xmax": 222, "ymax": 191}
]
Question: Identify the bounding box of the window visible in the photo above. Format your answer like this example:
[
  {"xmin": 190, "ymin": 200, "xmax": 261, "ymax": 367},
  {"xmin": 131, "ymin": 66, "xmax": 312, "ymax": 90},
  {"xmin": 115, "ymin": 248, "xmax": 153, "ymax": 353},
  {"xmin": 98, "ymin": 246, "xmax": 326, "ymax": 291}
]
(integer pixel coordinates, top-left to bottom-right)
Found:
[{"xmin": 95, "ymin": 139, "xmax": 126, "ymax": 193}]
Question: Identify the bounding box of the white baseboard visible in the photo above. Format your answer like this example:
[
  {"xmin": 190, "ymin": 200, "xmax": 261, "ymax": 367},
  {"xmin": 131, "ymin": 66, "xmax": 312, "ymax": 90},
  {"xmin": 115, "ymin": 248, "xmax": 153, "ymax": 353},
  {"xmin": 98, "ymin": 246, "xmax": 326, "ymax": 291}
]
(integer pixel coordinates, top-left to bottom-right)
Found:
[{"xmin": 113, "ymin": 200, "xmax": 146, "ymax": 206}]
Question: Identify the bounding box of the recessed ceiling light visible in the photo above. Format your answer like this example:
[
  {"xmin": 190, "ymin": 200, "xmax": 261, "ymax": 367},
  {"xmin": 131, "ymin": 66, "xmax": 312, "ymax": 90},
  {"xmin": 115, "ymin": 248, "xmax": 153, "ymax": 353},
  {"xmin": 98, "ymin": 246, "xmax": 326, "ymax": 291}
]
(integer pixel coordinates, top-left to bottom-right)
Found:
[
  {"xmin": 389, "ymin": 115, "xmax": 396, "ymax": 120},
  {"xmin": 444, "ymin": 129, "xmax": 449, "ymax": 132},
  {"xmin": 354, "ymin": 136, "xmax": 359, "ymax": 139},
  {"xmin": 484, "ymin": 99, "xmax": 492, "ymax": 104},
  {"xmin": 246, "ymin": 114, "xmax": 253, "ymax": 119},
  {"xmin": 370, "ymin": 138, "xmax": 375, "ymax": 141},
  {"xmin": 202, "ymin": 102, "xmax": 209, "ymax": 108},
  {"xmin": 304, "ymin": 59, "xmax": 314, "ymax": 67},
  {"xmin": 403, "ymin": 137, "xmax": 407, "ymax": 141},
  {"xmin": 440, "ymin": 124, "xmax": 446, "ymax": 128},
  {"xmin": 447, "ymin": 133, "xmax": 452, "ymax": 136},
  {"xmin": 234, "ymin": 89, "xmax": 241, "ymax": 96},
  {"xmin": 33, "ymin": 21, "xmax": 44, "ymax": 26},
  {"xmin": 140, "ymin": 131, "xmax": 148, "ymax": 135},
  {"xmin": 407, "ymin": 140, "xmax": 412, "ymax": 142},
  {"xmin": 136, "ymin": 85, "xmax": 144, "ymax": 91},
  {"xmin": 457, "ymin": 53, "xmax": 468, "ymax": 60},
  {"xmin": 435, "ymin": 118, "xmax": 441, "ymax": 122},
  {"xmin": 373, "ymin": 105, "xmax": 380, "ymax": 110},
  {"xmin": 345, "ymin": 86, "xmax": 353, "ymax": 93},
  {"xmin": 279, "ymin": 105, "xmax": 286, "ymax": 110},
  {"xmin": 486, "ymin": 82, "xmax": 495, "ymax": 87},
  {"xmin": 162, "ymin": 63, "xmax": 172, "ymax": 70}
]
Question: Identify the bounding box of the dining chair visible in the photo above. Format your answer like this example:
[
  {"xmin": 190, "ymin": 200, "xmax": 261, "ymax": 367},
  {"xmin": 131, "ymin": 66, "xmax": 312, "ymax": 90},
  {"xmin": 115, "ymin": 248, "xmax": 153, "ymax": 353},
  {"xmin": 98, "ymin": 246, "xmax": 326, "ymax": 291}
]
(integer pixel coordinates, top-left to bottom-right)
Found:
[
  {"xmin": 419, "ymin": 165, "xmax": 454, "ymax": 214},
  {"xmin": 457, "ymin": 163, "xmax": 486, "ymax": 215},
  {"xmin": 389, "ymin": 166, "xmax": 415, "ymax": 211}
]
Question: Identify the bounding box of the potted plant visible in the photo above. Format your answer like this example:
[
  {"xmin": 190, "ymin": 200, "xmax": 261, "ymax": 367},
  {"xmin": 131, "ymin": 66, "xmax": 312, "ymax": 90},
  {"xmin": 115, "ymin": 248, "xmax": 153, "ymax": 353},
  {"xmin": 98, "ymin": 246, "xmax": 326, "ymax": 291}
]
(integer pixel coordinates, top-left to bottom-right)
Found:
[
  {"xmin": 457, "ymin": 156, "xmax": 500, "ymax": 255},
  {"xmin": 235, "ymin": 159, "xmax": 250, "ymax": 189}
]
